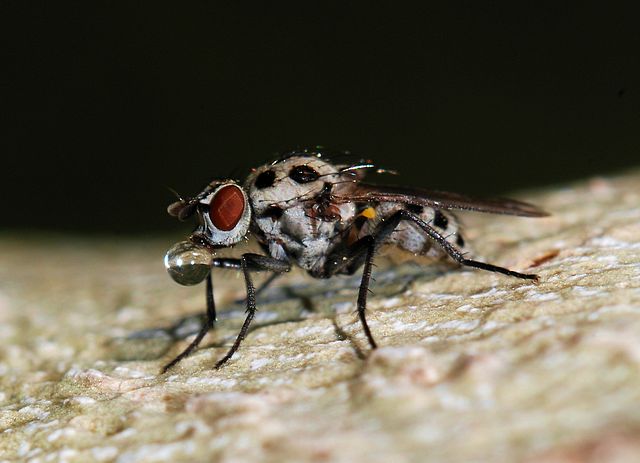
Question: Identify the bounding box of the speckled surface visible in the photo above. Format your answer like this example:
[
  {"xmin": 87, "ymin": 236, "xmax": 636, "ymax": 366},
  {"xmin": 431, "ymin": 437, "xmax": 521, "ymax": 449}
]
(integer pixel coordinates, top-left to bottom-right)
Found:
[{"xmin": 1, "ymin": 171, "xmax": 640, "ymax": 462}]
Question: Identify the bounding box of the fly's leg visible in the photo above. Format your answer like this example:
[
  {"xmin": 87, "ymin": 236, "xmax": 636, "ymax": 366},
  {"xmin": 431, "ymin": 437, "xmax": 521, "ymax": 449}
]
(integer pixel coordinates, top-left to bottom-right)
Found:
[
  {"xmin": 161, "ymin": 274, "xmax": 216, "ymax": 373},
  {"xmin": 395, "ymin": 210, "xmax": 539, "ymax": 280},
  {"xmin": 321, "ymin": 209, "xmax": 538, "ymax": 351},
  {"xmin": 356, "ymin": 238, "xmax": 377, "ymax": 348},
  {"xmin": 214, "ymin": 256, "xmax": 256, "ymax": 369},
  {"xmin": 321, "ymin": 212, "xmax": 409, "ymax": 349},
  {"xmin": 233, "ymin": 272, "xmax": 282, "ymax": 304},
  {"xmin": 161, "ymin": 254, "xmax": 290, "ymax": 373},
  {"xmin": 214, "ymin": 254, "xmax": 290, "ymax": 369},
  {"xmin": 320, "ymin": 236, "xmax": 378, "ymax": 348}
]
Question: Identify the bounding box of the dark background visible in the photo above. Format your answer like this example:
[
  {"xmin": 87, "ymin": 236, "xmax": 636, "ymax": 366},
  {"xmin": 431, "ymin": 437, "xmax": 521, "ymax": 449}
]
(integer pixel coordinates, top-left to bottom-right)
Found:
[{"xmin": 4, "ymin": 3, "xmax": 640, "ymax": 235}]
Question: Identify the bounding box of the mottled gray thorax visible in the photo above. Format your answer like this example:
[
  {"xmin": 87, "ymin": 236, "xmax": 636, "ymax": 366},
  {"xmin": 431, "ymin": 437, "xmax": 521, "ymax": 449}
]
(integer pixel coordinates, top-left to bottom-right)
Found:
[{"xmin": 244, "ymin": 156, "xmax": 356, "ymax": 276}]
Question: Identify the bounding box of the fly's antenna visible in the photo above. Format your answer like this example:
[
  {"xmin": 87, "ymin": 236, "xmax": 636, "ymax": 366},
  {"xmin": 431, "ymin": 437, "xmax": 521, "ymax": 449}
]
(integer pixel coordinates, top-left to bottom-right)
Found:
[
  {"xmin": 166, "ymin": 186, "xmax": 199, "ymax": 221},
  {"xmin": 167, "ymin": 186, "xmax": 185, "ymax": 201}
]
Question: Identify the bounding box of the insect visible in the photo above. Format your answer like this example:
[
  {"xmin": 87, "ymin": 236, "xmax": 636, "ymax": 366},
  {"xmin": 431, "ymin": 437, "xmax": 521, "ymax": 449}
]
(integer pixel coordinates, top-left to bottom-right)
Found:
[{"xmin": 162, "ymin": 148, "xmax": 548, "ymax": 372}]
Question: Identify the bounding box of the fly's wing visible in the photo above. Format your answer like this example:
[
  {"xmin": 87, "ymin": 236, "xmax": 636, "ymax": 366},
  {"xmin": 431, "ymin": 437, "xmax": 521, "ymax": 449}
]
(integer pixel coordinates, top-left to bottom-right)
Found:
[{"xmin": 334, "ymin": 183, "xmax": 549, "ymax": 217}]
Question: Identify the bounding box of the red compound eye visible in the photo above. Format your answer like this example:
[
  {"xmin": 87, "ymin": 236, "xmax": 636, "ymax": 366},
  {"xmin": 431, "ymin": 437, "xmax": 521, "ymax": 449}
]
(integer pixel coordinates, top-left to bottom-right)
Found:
[{"xmin": 209, "ymin": 185, "xmax": 246, "ymax": 231}]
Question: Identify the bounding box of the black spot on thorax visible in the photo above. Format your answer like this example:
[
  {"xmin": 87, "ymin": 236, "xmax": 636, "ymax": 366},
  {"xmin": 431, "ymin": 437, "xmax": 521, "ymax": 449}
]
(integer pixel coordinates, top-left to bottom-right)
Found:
[
  {"xmin": 261, "ymin": 205, "xmax": 283, "ymax": 221},
  {"xmin": 433, "ymin": 210, "xmax": 448, "ymax": 229},
  {"xmin": 406, "ymin": 204, "xmax": 424, "ymax": 215},
  {"xmin": 255, "ymin": 170, "xmax": 276, "ymax": 189},
  {"xmin": 289, "ymin": 165, "xmax": 320, "ymax": 183}
]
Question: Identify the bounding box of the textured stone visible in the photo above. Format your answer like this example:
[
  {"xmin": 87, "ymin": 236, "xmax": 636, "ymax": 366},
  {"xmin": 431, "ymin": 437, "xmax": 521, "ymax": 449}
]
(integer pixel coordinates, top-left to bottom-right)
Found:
[{"xmin": 1, "ymin": 170, "xmax": 640, "ymax": 462}]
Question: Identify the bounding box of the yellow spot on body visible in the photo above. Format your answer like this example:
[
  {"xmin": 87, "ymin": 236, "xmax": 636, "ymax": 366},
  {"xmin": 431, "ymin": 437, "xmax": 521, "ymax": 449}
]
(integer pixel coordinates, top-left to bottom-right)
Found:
[{"xmin": 360, "ymin": 207, "xmax": 376, "ymax": 219}]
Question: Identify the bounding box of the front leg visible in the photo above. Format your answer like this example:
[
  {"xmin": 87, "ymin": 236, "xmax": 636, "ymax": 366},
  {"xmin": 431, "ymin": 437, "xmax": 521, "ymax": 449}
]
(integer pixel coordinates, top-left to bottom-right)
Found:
[
  {"xmin": 214, "ymin": 254, "xmax": 290, "ymax": 369},
  {"xmin": 161, "ymin": 273, "xmax": 216, "ymax": 373},
  {"xmin": 161, "ymin": 254, "xmax": 290, "ymax": 373},
  {"xmin": 234, "ymin": 272, "xmax": 283, "ymax": 304}
]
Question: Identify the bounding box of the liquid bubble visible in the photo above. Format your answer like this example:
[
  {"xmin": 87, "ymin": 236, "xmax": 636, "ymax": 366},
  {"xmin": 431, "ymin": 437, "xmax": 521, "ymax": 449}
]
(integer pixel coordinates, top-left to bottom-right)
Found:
[{"xmin": 164, "ymin": 241, "xmax": 213, "ymax": 286}]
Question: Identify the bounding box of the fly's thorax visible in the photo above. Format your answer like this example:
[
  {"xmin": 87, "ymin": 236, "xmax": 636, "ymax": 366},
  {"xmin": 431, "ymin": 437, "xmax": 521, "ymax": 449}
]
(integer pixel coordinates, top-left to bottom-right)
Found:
[
  {"xmin": 244, "ymin": 155, "xmax": 357, "ymax": 271},
  {"xmin": 244, "ymin": 156, "xmax": 345, "ymax": 215},
  {"xmin": 250, "ymin": 201, "xmax": 353, "ymax": 272}
]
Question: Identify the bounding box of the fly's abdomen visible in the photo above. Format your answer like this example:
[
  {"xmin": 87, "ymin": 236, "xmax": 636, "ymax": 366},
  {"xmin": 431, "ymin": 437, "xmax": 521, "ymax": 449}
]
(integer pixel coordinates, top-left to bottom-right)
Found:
[{"xmin": 357, "ymin": 202, "xmax": 468, "ymax": 259}]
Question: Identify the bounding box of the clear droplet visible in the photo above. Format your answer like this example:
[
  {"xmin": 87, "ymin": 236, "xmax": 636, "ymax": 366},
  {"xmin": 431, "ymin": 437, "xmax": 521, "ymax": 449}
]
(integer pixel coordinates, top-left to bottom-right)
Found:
[{"xmin": 164, "ymin": 241, "xmax": 213, "ymax": 286}]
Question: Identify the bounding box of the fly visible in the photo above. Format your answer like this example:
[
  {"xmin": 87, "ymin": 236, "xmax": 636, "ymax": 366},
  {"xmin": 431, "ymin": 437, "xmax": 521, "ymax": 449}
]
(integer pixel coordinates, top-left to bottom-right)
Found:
[{"xmin": 161, "ymin": 147, "xmax": 548, "ymax": 372}]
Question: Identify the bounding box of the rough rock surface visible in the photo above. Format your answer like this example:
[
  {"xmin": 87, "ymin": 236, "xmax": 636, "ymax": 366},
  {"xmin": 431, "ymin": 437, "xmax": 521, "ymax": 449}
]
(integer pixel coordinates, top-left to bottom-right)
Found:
[{"xmin": 1, "ymin": 170, "xmax": 640, "ymax": 462}]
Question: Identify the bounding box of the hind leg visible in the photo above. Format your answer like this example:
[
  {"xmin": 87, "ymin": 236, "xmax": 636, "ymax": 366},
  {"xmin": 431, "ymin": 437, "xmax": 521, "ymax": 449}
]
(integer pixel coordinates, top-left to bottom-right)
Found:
[{"xmin": 320, "ymin": 210, "xmax": 538, "ymax": 350}]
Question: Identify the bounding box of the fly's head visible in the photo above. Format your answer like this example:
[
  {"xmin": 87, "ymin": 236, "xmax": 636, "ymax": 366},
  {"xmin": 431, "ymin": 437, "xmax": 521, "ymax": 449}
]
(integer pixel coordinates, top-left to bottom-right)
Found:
[{"xmin": 164, "ymin": 180, "xmax": 251, "ymax": 286}]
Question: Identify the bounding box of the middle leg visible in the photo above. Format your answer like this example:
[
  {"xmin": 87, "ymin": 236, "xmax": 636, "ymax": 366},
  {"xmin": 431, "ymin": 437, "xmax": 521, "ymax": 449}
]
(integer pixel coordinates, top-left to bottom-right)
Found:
[
  {"xmin": 161, "ymin": 273, "xmax": 216, "ymax": 373},
  {"xmin": 321, "ymin": 213, "xmax": 409, "ymax": 349}
]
